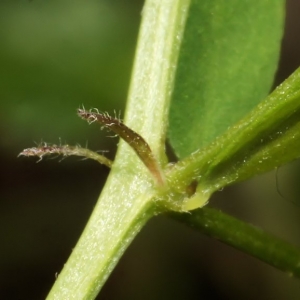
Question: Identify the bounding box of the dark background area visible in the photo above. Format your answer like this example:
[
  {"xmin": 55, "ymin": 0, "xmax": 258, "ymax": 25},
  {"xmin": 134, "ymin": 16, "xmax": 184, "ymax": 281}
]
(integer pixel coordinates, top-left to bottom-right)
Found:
[{"xmin": 1, "ymin": 1, "xmax": 300, "ymax": 299}]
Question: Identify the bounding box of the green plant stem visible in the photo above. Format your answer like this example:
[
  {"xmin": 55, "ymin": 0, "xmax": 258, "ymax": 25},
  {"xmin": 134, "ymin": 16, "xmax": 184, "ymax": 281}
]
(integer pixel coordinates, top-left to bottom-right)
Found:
[
  {"xmin": 171, "ymin": 207, "xmax": 300, "ymax": 277},
  {"xmin": 166, "ymin": 68, "xmax": 300, "ymax": 199},
  {"xmin": 46, "ymin": 1, "xmax": 190, "ymax": 299}
]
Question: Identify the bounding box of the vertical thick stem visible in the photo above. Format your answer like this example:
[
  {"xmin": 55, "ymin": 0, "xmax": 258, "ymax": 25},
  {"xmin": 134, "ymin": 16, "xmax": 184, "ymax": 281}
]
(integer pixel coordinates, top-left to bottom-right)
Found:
[{"xmin": 46, "ymin": 1, "xmax": 190, "ymax": 299}]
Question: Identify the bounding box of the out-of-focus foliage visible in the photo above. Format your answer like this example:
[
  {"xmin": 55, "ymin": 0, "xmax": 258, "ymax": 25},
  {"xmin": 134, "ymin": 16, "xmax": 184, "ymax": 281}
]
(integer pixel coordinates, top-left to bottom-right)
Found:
[
  {"xmin": 0, "ymin": 0, "xmax": 140, "ymax": 150},
  {"xmin": 0, "ymin": 1, "xmax": 143, "ymax": 298}
]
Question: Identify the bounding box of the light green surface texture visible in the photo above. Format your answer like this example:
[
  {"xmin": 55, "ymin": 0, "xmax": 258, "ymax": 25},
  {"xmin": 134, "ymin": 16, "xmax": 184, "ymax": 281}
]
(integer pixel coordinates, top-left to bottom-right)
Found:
[{"xmin": 168, "ymin": 0, "xmax": 284, "ymax": 158}]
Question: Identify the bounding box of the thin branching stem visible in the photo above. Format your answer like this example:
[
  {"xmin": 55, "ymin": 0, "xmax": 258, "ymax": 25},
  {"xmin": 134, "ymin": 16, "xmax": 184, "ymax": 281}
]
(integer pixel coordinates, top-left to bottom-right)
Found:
[{"xmin": 171, "ymin": 207, "xmax": 300, "ymax": 277}]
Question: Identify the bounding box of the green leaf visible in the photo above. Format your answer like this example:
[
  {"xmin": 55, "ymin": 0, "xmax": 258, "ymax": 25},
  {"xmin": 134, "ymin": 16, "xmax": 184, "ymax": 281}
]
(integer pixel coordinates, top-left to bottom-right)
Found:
[{"xmin": 168, "ymin": 0, "xmax": 285, "ymax": 158}]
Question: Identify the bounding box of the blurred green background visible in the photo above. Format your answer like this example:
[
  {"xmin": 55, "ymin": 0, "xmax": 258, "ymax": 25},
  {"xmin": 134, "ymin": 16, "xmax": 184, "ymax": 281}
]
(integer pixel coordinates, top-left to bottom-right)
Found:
[{"xmin": 1, "ymin": 1, "xmax": 300, "ymax": 299}]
